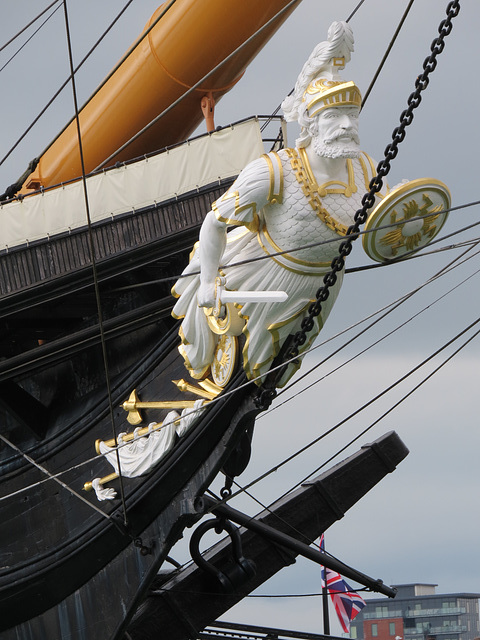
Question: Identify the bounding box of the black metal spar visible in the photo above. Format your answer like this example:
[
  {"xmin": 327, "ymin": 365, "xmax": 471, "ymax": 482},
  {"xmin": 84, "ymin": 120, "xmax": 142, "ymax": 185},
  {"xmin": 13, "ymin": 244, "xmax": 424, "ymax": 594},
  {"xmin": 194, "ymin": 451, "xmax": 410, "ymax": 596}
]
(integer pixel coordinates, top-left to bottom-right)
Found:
[{"xmin": 201, "ymin": 494, "xmax": 396, "ymax": 598}]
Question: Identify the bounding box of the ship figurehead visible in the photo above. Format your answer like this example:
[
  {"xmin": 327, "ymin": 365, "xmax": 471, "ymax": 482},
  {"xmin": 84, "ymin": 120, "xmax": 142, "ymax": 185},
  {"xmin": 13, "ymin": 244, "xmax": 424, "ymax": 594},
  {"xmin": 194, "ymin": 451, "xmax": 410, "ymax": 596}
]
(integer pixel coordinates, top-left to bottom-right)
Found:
[
  {"xmin": 171, "ymin": 20, "xmax": 375, "ymax": 391},
  {"xmin": 85, "ymin": 21, "xmax": 450, "ymax": 500}
]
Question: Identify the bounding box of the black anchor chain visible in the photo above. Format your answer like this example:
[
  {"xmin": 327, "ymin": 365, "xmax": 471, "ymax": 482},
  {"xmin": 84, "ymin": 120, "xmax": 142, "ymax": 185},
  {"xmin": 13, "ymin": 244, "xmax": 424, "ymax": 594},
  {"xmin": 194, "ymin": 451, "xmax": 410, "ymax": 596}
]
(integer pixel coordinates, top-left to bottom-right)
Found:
[{"xmin": 280, "ymin": 0, "xmax": 460, "ymax": 372}]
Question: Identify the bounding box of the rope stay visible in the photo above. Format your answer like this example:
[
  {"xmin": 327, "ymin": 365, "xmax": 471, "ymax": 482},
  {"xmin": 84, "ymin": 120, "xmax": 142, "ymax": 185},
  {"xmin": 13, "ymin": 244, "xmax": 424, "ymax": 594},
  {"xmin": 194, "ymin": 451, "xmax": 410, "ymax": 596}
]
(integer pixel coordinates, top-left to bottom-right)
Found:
[
  {"xmin": 0, "ymin": 3, "xmax": 62, "ymax": 75},
  {"xmin": 361, "ymin": 0, "xmax": 416, "ymax": 109},
  {"xmin": 229, "ymin": 314, "xmax": 480, "ymax": 504},
  {"xmin": 62, "ymin": 0, "xmax": 129, "ymax": 527},
  {"xmin": 0, "ymin": 0, "xmax": 138, "ymax": 175},
  {"xmin": 0, "ymin": 432, "xmax": 112, "ymax": 520},
  {"xmin": 272, "ymin": 241, "xmax": 480, "ymax": 404},
  {"xmin": 0, "ymin": 0, "xmax": 61, "ymax": 54}
]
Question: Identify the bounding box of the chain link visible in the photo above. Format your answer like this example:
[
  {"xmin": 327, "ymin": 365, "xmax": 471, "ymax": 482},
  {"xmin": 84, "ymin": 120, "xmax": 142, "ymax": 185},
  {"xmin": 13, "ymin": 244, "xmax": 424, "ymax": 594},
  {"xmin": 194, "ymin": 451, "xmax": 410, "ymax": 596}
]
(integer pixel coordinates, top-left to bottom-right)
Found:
[{"xmin": 280, "ymin": 0, "xmax": 460, "ymax": 366}]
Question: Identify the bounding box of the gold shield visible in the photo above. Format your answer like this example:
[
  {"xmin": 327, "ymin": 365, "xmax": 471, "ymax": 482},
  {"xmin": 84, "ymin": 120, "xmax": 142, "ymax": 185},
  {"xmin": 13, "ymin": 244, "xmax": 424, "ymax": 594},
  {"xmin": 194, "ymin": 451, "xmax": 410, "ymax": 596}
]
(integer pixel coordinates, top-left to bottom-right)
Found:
[{"xmin": 363, "ymin": 178, "xmax": 451, "ymax": 262}]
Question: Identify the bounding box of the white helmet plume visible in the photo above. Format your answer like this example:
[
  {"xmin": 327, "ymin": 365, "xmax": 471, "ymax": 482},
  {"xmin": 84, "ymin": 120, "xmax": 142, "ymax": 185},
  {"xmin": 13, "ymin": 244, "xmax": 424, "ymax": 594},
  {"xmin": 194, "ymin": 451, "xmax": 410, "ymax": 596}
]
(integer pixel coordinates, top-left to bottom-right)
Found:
[{"xmin": 281, "ymin": 21, "xmax": 354, "ymax": 122}]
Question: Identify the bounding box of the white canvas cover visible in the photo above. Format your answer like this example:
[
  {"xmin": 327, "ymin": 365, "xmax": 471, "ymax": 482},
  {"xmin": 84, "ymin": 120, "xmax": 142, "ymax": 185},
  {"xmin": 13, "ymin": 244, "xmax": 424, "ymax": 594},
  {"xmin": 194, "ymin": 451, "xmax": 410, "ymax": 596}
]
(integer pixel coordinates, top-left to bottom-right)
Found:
[{"xmin": 0, "ymin": 118, "xmax": 264, "ymax": 250}]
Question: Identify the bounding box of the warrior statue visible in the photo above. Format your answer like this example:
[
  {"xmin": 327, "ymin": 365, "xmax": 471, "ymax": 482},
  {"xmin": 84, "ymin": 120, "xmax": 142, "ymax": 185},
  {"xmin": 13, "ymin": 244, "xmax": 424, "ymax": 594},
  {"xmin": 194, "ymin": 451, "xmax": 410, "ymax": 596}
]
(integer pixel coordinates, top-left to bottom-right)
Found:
[
  {"xmin": 90, "ymin": 23, "xmax": 450, "ymax": 500},
  {"xmin": 172, "ymin": 21, "xmax": 388, "ymax": 387}
]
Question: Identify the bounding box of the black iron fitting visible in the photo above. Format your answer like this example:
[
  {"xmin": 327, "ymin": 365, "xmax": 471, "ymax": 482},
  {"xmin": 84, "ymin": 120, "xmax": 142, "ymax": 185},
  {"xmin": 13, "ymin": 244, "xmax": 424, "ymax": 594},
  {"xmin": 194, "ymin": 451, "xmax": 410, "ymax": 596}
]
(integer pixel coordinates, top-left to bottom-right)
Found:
[{"xmin": 201, "ymin": 495, "xmax": 397, "ymax": 598}]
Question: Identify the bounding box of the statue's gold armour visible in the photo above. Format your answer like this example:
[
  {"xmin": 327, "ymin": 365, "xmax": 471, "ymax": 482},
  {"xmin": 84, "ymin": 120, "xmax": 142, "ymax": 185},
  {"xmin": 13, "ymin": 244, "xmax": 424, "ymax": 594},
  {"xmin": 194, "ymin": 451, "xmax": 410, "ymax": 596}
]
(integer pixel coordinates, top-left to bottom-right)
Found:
[{"xmin": 260, "ymin": 148, "xmax": 379, "ymax": 269}]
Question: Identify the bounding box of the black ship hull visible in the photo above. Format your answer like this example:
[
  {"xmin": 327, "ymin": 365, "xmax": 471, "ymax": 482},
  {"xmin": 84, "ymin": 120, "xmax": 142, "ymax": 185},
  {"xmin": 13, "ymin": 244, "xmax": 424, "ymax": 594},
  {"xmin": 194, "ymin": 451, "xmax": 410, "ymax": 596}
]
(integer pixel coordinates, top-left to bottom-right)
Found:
[{"xmin": 0, "ymin": 171, "xmax": 262, "ymax": 635}]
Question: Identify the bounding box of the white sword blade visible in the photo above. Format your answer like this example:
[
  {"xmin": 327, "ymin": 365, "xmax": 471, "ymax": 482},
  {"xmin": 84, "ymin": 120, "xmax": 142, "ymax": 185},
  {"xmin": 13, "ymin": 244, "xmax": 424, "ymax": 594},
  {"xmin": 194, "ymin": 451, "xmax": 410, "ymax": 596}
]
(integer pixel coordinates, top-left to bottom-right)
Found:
[{"xmin": 220, "ymin": 290, "xmax": 288, "ymax": 304}]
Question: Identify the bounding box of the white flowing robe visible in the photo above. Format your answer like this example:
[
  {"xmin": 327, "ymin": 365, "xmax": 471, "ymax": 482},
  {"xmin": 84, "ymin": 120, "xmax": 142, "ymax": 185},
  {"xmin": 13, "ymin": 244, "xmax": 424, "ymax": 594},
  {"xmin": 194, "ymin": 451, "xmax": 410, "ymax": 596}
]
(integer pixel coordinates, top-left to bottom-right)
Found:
[{"xmin": 172, "ymin": 147, "xmax": 382, "ymax": 386}]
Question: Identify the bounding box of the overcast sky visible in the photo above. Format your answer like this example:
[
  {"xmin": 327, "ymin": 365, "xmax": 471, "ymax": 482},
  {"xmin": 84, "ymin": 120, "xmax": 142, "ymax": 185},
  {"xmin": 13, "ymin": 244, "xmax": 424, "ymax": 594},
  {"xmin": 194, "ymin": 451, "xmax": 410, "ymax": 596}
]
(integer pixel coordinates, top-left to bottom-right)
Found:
[{"xmin": 1, "ymin": 0, "xmax": 480, "ymax": 636}]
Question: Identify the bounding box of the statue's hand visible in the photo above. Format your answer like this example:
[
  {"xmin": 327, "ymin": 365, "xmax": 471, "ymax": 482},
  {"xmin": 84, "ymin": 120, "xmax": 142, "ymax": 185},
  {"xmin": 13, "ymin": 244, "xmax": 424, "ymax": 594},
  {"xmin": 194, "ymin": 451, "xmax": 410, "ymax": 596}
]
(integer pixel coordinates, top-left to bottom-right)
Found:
[{"xmin": 197, "ymin": 281, "xmax": 216, "ymax": 309}]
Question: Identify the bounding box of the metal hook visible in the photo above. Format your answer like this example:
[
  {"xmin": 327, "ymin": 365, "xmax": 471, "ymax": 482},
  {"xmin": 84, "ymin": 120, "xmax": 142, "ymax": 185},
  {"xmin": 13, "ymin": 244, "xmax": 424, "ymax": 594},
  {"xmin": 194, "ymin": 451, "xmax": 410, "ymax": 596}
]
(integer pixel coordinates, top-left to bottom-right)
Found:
[{"xmin": 189, "ymin": 517, "xmax": 256, "ymax": 592}]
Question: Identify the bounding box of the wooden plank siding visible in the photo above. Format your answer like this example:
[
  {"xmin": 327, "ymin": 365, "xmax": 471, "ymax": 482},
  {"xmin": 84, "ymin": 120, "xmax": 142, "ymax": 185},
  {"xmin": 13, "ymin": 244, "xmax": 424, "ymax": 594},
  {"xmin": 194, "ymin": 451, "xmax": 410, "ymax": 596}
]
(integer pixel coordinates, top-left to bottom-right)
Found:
[{"xmin": 0, "ymin": 179, "xmax": 234, "ymax": 296}]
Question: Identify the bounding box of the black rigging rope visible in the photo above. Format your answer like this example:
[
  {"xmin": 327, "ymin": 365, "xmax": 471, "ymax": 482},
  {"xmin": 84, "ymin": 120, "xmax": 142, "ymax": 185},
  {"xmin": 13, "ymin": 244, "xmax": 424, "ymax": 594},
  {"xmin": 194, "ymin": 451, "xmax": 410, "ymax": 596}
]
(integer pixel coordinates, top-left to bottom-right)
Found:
[
  {"xmin": 264, "ymin": 257, "xmax": 480, "ymax": 421},
  {"xmin": 0, "ymin": 0, "xmax": 61, "ymax": 54},
  {"xmin": 0, "ymin": 432, "xmax": 112, "ymax": 520},
  {"xmin": 62, "ymin": 0, "xmax": 129, "ymax": 527},
  {"xmin": 361, "ymin": 0, "xmax": 416, "ymax": 109},
  {"xmin": 0, "ymin": 3, "xmax": 62, "ymax": 75},
  {"xmin": 228, "ymin": 314, "xmax": 480, "ymax": 504},
  {"xmin": 282, "ymin": 319, "xmax": 480, "ymax": 499},
  {"xmin": 0, "ymin": 0, "xmax": 138, "ymax": 173},
  {"xmin": 346, "ymin": 0, "xmax": 368, "ymax": 23},
  {"xmin": 269, "ymin": 240, "xmax": 480, "ymax": 405}
]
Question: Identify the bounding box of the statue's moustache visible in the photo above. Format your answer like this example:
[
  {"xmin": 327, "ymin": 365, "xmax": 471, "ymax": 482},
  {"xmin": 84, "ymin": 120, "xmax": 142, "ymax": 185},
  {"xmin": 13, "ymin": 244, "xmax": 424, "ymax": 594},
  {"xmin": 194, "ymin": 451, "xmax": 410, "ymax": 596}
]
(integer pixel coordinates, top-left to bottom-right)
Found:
[{"xmin": 325, "ymin": 130, "xmax": 360, "ymax": 145}]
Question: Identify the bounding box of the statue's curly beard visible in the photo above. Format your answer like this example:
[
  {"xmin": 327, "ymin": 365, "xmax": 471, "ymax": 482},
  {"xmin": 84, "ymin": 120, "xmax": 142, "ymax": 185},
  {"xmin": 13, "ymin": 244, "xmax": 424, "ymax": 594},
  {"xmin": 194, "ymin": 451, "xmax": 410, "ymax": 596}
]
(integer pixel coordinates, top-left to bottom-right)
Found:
[{"xmin": 313, "ymin": 131, "xmax": 361, "ymax": 159}]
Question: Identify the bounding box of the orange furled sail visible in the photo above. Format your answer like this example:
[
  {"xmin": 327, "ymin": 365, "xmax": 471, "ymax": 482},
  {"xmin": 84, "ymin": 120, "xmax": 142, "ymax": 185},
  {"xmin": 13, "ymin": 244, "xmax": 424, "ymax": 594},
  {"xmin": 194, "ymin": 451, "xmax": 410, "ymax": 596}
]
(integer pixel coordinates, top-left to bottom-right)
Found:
[{"xmin": 21, "ymin": 0, "xmax": 301, "ymax": 193}]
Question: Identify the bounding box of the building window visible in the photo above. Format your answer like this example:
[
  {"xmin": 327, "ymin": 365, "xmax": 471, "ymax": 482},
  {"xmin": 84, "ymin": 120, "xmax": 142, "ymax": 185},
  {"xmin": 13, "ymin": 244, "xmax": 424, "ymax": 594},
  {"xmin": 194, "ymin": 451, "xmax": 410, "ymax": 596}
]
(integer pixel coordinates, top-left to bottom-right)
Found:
[
  {"xmin": 351, "ymin": 626, "xmax": 357, "ymax": 639},
  {"xmin": 376, "ymin": 606, "xmax": 388, "ymax": 617},
  {"xmin": 389, "ymin": 623, "xmax": 396, "ymax": 635},
  {"xmin": 372, "ymin": 624, "xmax": 378, "ymax": 637}
]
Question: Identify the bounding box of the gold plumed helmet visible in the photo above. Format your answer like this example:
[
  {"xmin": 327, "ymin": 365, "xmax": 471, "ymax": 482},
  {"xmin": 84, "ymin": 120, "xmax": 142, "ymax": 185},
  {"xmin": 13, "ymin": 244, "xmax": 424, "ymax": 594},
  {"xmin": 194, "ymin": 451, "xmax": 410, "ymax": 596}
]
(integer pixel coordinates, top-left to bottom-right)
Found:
[{"xmin": 304, "ymin": 69, "xmax": 362, "ymax": 118}]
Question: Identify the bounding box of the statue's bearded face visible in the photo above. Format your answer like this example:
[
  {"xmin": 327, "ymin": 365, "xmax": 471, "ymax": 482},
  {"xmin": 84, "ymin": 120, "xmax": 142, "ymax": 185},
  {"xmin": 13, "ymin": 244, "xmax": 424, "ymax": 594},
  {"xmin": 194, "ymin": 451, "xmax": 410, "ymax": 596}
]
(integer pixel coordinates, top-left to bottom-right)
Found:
[{"xmin": 311, "ymin": 106, "xmax": 361, "ymax": 159}]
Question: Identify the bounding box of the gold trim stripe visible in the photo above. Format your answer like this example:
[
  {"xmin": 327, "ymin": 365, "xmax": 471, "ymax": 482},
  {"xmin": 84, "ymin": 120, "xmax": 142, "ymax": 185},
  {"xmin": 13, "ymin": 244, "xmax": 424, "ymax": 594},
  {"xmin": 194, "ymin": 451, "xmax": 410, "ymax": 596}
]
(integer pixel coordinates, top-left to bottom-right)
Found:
[
  {"xmin": 273, "ymin": 151, "xmax": 284, "ymax": 204},
  {"xmin": 259, "ymin": 224, "xmax": 331, "ymax": 269},
  {"xmin": 212, "ymin": 189, "xmax": 259, "ymax": 233},
  {"xmin": 262, "ymin": 152, "xmax": 284, "ymax": 205}
]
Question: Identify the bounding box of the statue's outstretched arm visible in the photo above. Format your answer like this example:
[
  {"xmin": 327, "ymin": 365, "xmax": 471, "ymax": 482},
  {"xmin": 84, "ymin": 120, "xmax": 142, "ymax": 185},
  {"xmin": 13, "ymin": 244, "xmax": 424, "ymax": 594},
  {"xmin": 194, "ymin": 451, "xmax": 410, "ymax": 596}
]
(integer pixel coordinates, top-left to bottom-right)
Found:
[
  {"xmin": 196, "ymin": 154, "xmax": 272, "ymax": 308},
  {"xmin": 197, "ymin": 211, "xmax": 227, "ymax": 308}
]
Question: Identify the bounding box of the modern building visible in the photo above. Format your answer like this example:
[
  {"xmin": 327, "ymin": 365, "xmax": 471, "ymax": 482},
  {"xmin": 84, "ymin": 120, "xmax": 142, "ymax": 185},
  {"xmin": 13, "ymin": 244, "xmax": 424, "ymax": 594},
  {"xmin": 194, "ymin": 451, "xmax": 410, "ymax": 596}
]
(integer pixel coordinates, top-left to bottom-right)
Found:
[{"xmin": 350, "ymin": 583, "xmax": 480, "ymax": 640}]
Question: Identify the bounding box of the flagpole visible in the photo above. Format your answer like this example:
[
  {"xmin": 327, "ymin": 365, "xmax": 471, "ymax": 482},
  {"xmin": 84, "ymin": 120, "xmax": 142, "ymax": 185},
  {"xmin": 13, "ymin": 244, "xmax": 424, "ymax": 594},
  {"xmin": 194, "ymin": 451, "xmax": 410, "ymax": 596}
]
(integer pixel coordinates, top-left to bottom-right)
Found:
[
  {"xmin": 321, "ymin": 536, "xmax": 330, "ymax": 635},
  {"xmin": 323, "ymin": 578, "xmax": 331, "ymax": 635}
]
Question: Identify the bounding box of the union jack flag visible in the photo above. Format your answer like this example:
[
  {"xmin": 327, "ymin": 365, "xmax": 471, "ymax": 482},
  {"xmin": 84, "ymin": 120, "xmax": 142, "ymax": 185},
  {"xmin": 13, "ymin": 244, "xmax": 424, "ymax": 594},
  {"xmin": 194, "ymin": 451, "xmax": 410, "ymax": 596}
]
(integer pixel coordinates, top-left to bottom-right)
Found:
[{"xmin": 320, "ymin": 535, "xmax": 366, "ymax": 633}]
